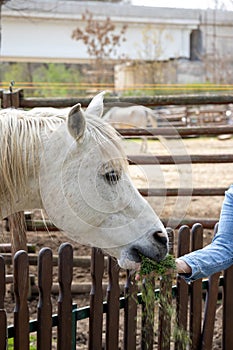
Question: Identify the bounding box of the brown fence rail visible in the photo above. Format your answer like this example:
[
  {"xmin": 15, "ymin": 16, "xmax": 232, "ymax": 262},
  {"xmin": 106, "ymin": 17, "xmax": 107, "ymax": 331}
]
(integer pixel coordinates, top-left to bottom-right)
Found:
[
  {"xmin": 1, "ymin": 89, "xmax": 233, "ymax": 108},
  {"xmin": 0, "ymin": 224, "xmax": 232, "ymax": 349}
]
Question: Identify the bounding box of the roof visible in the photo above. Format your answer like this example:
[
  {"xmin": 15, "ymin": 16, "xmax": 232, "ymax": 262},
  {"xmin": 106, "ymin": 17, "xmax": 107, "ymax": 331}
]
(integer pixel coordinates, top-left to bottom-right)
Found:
[{"xmin": 3, "ymin": 0, "xmax": 232, "ymax": 24}]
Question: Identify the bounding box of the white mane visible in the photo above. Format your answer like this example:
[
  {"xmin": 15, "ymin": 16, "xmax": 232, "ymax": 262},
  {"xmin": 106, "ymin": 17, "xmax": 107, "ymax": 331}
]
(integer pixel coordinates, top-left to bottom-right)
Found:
[{"xmin": 0, "ymin": 107, "xmax": 127, "ymax": 212}]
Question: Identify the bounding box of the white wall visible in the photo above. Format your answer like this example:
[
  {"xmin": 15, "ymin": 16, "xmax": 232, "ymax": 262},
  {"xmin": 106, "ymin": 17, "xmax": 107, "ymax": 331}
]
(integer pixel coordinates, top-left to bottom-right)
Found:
[
  {"xmin": 1, "ymin": 1, "xmax": 233, "ymax": 63},
  {"xmin": 1, "ymin": 1, "xmax": 199, "ymax": 62}
]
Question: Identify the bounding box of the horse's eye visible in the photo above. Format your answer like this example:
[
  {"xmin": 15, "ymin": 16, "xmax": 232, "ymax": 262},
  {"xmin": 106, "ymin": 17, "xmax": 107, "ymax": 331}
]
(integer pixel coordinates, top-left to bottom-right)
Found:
[{"xmin": 104, "ymin": 170, "xmax": 120, "ymax": 185}]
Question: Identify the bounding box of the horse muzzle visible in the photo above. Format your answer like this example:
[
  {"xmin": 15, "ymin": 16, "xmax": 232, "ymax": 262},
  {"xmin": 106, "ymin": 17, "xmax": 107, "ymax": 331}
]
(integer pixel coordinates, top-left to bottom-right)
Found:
[{"xmin": 118, "ymin": 229, "xmax": 169, "ymax": 270}]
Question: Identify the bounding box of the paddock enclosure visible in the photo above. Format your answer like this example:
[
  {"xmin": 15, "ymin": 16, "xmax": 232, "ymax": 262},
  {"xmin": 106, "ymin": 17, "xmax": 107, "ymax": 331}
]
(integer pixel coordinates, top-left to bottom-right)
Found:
[{"xmin": 1, "ymin": 89, "xmax": 233, "ymax": 349}]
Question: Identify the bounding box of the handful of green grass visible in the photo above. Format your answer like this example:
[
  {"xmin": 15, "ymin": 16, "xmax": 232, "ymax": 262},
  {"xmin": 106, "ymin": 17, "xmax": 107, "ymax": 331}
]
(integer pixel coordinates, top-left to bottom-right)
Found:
[
  {"xmin": 138, "ymin": 253, "xmax": 190, "ymax": 348},
  {"xmin": 140, "ymin": 254, "xmax": 176, "ymax": 276}
]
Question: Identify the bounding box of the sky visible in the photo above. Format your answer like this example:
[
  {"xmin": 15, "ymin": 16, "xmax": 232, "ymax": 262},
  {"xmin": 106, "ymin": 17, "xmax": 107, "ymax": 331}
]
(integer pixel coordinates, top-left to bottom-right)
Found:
[{"xmin": 131, "ymin": 0, "xmax": 233, "ymax": 10}]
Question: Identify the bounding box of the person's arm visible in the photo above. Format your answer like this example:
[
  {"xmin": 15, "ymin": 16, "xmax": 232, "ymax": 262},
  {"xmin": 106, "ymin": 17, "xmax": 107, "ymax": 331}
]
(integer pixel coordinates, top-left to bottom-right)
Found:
[{"xmin": 176, "ymin": 185, "xmax": 233, "ymax": 282}]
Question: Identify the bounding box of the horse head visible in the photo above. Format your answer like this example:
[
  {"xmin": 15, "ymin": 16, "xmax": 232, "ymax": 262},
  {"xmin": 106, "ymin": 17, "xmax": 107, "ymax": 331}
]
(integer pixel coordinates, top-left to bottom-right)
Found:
[{"xmin": 40, "ymin": 92, "xmax": 168, "ymax": 270}]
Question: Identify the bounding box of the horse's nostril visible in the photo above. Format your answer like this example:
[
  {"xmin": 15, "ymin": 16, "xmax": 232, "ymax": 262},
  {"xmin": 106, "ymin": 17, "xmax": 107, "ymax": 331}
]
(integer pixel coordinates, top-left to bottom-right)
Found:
[{"xmin": 152, "ymin": 231, "xmax": 168, "ymax": 245}]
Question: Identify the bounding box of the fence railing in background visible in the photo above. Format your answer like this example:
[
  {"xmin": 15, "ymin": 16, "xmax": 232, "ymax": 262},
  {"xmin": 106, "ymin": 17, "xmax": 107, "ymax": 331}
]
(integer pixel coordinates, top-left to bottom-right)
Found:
[{"xmin": 1, "ymin": 88, "xmax": 233, "ymax": 108}]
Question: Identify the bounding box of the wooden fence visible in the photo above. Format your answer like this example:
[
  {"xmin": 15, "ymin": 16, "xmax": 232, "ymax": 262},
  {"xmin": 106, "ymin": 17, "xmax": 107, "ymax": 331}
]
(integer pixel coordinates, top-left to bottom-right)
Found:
[
  {"xmin": 1, "ymin": 89, "xmax": 233, "ymax": 349},
  {"xmin": 0, "ymin": 224, "xmax": 233, "ymax": 349}
]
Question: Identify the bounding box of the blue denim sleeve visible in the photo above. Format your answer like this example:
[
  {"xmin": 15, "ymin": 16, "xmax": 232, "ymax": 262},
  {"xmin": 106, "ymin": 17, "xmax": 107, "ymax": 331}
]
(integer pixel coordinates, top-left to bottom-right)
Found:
[{"xmin": 179, "ymin": 185, "xmax": 233, "ymax": 282}]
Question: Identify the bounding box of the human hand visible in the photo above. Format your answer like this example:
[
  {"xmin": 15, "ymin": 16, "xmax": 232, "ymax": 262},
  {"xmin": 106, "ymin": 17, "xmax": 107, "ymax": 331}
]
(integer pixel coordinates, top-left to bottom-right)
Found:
[{"xmin": 175, "ymin": 259, "xmax": 192, "ymax": 274}]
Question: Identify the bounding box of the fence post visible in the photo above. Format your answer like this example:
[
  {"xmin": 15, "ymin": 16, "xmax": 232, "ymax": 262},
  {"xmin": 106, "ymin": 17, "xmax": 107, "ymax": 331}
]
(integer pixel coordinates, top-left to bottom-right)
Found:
[
  {"xmin": 105, "ymin": 256, "xmax": 120, "ymax": 350},
  {"xmin": 2, "ymin": 88, "xmax": 27, "ymax": 256},
  {"xmin": 2, "ymin": 88, "xmax": 20, "ymax": 109},
  {"xmin": 57, "ymin": 243, "xmax": 73, "ymax": 350},
  {"xmin": 124, "ymin": 270, "xmax": 138, "ymax": 350},
  {"xmin": 223, "ymin": 264, "xmax": 233, "ymax": 350},
  {"xmin": 13, "ymin": 250, "xmax": 30, "ymax": 350},
  {"xmin": 0, "ymin": 89, "xmax": 3, "ymax": 108},
  {"xmin": 189, "ymin": 224, "xmax": 203, "ymax": 350},
  {"xmin": 37, "ymin": 248, "xmax": 53, "ymax": 350},
  {"xmin": 0, "ymin": 256, "xmax": 7, "ymax": 350},
  {"xmin": 175, "ymin": 225, "xmax": 190, "ymax": 350},
  {"xmin": 201, "ymin": 223, "xmax": 221, "ymax": 350},
  {"xmin": 89, "ymin": 248, "xmax": 104, "ymax": 350}
]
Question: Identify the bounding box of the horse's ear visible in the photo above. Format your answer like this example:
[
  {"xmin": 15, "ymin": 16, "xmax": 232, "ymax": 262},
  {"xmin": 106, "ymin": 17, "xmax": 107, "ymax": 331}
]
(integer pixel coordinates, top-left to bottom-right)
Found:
[
  {"xmin": 86, "ymin": 91, "xmax": 105, "ymax": 118},
  {"xmin": 67, "ymin": 103, "xmax": 86, "ymax": 141}
]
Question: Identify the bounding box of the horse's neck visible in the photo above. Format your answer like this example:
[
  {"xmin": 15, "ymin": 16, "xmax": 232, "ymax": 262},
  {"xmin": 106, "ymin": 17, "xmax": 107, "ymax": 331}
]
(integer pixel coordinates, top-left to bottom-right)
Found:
[
  {"xmin": 0, "ymin": 122, "xmax": 55, "ymax": 219},
  {"xmin": 0, "ymin": 161, "xmax": 43, "ymax": 219},
  {"xmin": 0, "ymin": 185, "xmax": 42, "ymax": 219}
]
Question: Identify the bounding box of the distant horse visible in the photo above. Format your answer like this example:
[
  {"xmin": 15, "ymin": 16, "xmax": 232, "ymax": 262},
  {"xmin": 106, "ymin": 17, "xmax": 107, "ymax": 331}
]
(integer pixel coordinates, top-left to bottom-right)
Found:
[
  {"xmin": 103, "ymin": 105, "xmax": 158, "ymax": 152},
  {"xmin": 0, "ymin": 92, "xmax": 168, "ymax": 270}
]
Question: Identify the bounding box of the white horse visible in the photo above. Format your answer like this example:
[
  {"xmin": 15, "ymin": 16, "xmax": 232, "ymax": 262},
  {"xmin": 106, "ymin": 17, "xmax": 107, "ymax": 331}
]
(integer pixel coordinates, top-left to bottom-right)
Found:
[
  {"xmin": 103, "ymin": 105, "xmax": 158, "ymax": 152},
  {"xmin": 0, "ymin": 92, "xmax": 168, "ymax": 270}
]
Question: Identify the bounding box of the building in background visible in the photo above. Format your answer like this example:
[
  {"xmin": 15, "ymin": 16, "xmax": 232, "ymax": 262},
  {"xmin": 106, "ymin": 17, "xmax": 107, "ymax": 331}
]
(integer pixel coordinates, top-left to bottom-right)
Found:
[{"xmin": 1, "ymin": 0, "xmax": 233, "ymax": 89}]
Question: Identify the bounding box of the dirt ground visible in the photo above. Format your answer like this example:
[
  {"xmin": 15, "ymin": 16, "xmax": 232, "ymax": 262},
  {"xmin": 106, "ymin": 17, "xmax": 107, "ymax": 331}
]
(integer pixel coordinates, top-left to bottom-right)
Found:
[{"xmin": 1, "ymin": 136, "xmax": 232, "ymax": 349}]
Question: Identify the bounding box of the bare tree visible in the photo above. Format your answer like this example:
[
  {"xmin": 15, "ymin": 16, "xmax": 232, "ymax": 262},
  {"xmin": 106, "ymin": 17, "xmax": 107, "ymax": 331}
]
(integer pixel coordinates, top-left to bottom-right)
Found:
[{"xmin": 72, "ymin": 10, "xmax": 127, "ymax": 83}]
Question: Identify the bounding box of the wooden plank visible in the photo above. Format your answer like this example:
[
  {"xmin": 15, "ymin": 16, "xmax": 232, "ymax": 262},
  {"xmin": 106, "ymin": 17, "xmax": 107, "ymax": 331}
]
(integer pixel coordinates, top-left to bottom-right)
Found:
[
  {"xmin": 88, "ymin": 248, "xmax": 104, "ymax": 350},
  {"xmin": 128, "ymin": 154, "xmax": 233, "ymax": 165},
  {"xmin": 201, "ymin": 224, "xmax": 220, "ymax": 349},
  {"xmin": 118, "ymin": 126, "xmax": 233, "ymax": 137},
  {"xmin": 0, "ymin": 256, "xmax": 7, "ymax": 350},
  {"xmin": 175, "ymin": 226, "xmax": 190, "ymax": 350},
  {"xmin": 20, "ymin": 217, "xmax": 220, "ymax": 233},
  {"xmin": 124, "ymin": 270, "xmax": 138, "ymax": 350},
  {"xmin": 162, "ymin": 218, "xmax": 218, "ymax": 229},
  {"xmin": 201, "ymin": 272, "xmax": 221, "ymax": 350},
  {"xmin": 31, "ymin": 282, "xmax": 125, "ymax": 296},
  {"xmin": 0, "ymin": 252, "xmax": 107, "ymax": 268},
  {"xmin": 5, "ymin": 274, "xmax": 35, "ymax": 284},
  {"xmin": 189, "ymin": 224, "xmax": 203, "ymax": 350},
  {"xmin": 138, "ymin": 187, "xmax": 226, "ymax": 197},
  {"xmin": 13, "ymin": 250, "xmax": 30, "ymax": 350},
  {"xmin": 37, "ymin": 248, "xmax": 53, "ymax": 350},
  {"xmin": 105, "ymin": 257, "xmax": 120, "ymax": 350},
  {"xmin": 57, "ymin": 243, "xmax": 73, "ymax": 350},
  {"xmin": 19, "ymin": 94, "xmax": 233, "ymax": 109},
  {"xmin": 223, "ymin": 265, "xmax": 233, "ymax": 350},
  {"xmin": 23, "ymin": 217, "xmax": 220, "ymax": 232},
  {"xmin": 0, "ymin": 243, "xmax": 36, "ymax": 253}
]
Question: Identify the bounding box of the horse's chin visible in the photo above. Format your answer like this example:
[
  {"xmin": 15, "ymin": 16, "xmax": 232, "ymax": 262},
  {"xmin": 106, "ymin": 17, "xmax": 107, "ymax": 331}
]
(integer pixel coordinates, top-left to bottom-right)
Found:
[{"xmin": 117, "ymin": 257, "xmax": 141, "ymax": 271}]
